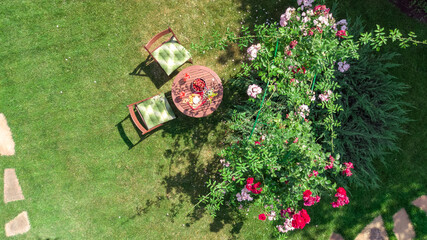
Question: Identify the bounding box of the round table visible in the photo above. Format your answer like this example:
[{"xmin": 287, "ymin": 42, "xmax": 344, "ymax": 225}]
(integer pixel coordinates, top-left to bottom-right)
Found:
[{"xmin": 171, "ymin": 65, "xmax": 223, "ymax": 118}]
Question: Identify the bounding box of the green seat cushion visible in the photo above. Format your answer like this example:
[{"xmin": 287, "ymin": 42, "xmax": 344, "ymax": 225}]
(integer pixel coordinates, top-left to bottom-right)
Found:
[
  {"xmin": 151, "ymin": 37, "xmax": 191, "ymax": 75},
  {"xmin": 136, "ymin": 93, "xmax": 176, "ymax": 129}
]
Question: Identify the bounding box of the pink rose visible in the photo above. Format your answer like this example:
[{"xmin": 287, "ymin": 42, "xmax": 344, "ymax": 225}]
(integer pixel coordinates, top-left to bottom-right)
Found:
[
  {"xmin": 247, "ymin": 84, "xmax": 263, "ymax": 98},
  {"xmin": 247, "ymin": 44, "xmax": 261, "ymax": 60}
]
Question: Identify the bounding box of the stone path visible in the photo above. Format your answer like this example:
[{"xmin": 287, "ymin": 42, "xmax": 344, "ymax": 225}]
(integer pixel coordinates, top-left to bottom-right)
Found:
[
  {"xmin": 354, "ymin": 215, "xmax": 388, "ymax": 240},
  {"xmin": 5, "ymin": 211, "xmax": 31, "ymax": 237},
  {"xmin": 412, "ymin": 195, "xmax": 427, "ymax": 215},
  {"xmin": 4, "ymin": 169, "xmax": 25, "ymax": 203},
  {"xmin": 393, "ymin": 208, "xmax": 415, "ymax": 240},
  {"xmin": 330, "ymin": 195, "xmax": 427, "ymax": 240},
  {"xmin": 0, "ymin": 113, "xmax": 31, "ymax": 237},
  {"xmin": 329, "ymin": 232, "xmax": 344, "ymax": 240},
  {"xmin": 0, "ymin": 113, "xmax": 15, "ymax": 156}
]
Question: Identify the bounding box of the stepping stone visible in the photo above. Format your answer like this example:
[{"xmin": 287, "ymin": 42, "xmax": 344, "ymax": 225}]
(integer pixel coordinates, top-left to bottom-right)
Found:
[
  {"xmin": 5, "ymin": 211, "xmax": 30, "ymax": 237},
  {"xmin": 412, "ymin": 195, "xmax": 427, "ymax": 215},
  {"xmin": 4, "ymin": 169, "xmax": 25, "ymax": 203},
  {"xmin": 355, "ymin": 215, "xmax": 389, "ymax": 240},
  {"xmin": 393, "ymin": 208, "xmax": 415, "ymax": 240},
  {"xmin": 0, "ymin": 113, "xmax": 15, "ymax": 156},
  {"xmin": 330, "ymin": 232, "xmax": 344, "ymax": 240}
]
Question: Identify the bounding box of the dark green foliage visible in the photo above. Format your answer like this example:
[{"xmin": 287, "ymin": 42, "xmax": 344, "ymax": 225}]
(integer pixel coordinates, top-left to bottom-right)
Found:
[{"xmin": 334, "ymin": 45, "xmax": 410, "ymax": 188}]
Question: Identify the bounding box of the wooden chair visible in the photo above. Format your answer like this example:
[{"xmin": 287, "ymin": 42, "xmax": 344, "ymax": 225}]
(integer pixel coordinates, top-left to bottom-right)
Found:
[
  {"xmin": 127, "ymin": 93, "xmax": 176, "ymax": 134},
  {"xmin": 144, "ymin": 27, "xmax": 193, "ymax": 76}
]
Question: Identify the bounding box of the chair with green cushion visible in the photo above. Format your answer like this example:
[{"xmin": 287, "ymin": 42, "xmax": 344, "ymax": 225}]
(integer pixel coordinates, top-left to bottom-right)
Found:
[
  {"xmin": 144, "ymin": 27, "xmax": 192, "ymax": 76},
  {"xmin": 127, "ymin": 93, "xmax": 176, "ymax": 134}
]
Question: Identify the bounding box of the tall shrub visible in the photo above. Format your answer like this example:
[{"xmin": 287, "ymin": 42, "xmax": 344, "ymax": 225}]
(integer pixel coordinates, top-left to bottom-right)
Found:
[{"xmin": 335, "ymin": 43, "xmax": 410, "ymax": 188}]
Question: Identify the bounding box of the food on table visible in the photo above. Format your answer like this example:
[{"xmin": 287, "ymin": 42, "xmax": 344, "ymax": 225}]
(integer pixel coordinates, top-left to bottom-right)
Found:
[
  {"xmin": 192, "ymin": 78, "xmax": 206, "ymax": 92},
  {"xmin": 183, "ymin": 73, "xmax": 190, "ymax": 81}
]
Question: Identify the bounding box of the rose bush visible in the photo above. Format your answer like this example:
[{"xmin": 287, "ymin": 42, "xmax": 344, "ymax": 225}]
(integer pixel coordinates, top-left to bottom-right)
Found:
[{"xmin": 192, "ymin": 0, "xmax": 426, "ymax": 238}]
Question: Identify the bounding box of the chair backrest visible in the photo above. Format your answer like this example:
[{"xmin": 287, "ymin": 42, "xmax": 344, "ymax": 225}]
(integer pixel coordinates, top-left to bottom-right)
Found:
[{"xmin": 144, "ymin": 27, "xmax": 181, "ymax": 54}]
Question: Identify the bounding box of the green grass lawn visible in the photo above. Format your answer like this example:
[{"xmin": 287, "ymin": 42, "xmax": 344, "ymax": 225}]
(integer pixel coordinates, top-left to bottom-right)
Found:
[{"xmin": 0, "ymin": 0, "xmax": 426, "ymax": 239}]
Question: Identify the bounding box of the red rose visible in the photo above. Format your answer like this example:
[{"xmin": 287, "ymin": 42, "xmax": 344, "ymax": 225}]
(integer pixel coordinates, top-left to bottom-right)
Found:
[
  {"xmin": 336, "ymin": 30, "xmax": 347, "ymax": 38},
  {"xmin": 252, "ymin": 188, "xmax": 262, "ymax": 194},
  {"xmin": 255, "ymin": 141, "xmax": 261, "ymax": 145},
  {"xmin": 258, "ymin": 213, "xmax": 266, "ymax": 221},
  {"xmin": 343, "ymin": 168, "xmax": 353, "ymax": 177},
  {"xmin": 245, "ymin": 178, "xmax": 263, "ymax": 194},
  {"xmin": 251, "ymin": 182, "xmax": 262, "ymax": 194},
  {"xmin": 344, "ymin": 162, "xmax": 354, "ymax": 169},
  {"xmin": 332, "ymin": 194, "xmax": 350, "ymax": 208},
  {"xmin": 303, "ymin": 190, "xmax": 312, "ymax": 198},
  {"xmin": 247, "ymin": 177, "xmax": 254, "ymax": 185},
  {"xmin": 314, "ymin": 5, "xmax": 326, "ymax": 12},
  {"xmin": 300, "ymin": 209, "xmax": 310, "ymax": 224},
  {"xmin": 336, "ymin": 187, "xmax": 346, "ymax": 196},
  {"xmin": 292, "ymin": 214, "xmax": 306, "ymax": 229}
]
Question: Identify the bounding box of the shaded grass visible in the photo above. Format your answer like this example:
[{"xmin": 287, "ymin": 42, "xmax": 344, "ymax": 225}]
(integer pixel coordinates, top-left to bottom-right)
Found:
[{"xmin": 0, "ymin": 0, "xmax": 426, "ymax": 239}]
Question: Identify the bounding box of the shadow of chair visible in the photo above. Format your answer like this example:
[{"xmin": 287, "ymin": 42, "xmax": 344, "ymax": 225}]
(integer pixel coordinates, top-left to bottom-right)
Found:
[
  {"xmin": 129, "ymin": 55, "xmax": 171, "ymax": 89},
  {"xmin": 116, "ymin": 114, "xmax": 156, "ymax": 150}
]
